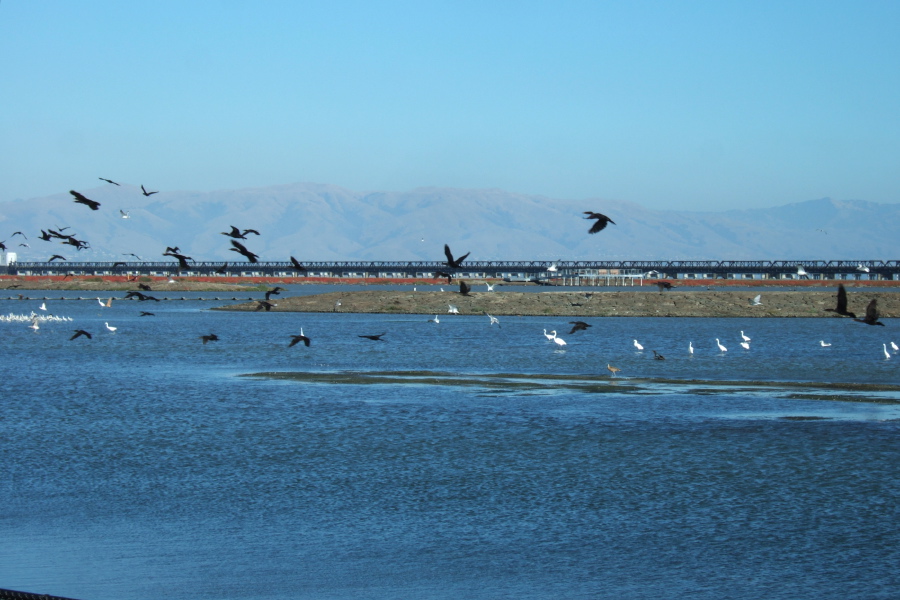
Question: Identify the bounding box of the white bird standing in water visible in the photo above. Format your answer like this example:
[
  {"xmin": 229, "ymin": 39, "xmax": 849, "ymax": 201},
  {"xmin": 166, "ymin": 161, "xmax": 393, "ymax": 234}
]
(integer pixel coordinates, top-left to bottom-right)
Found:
[
  {"xmin": 633, "ymin": 339, "xmax": 643, "ymax": 351},
  {"xmin": 551, "ymin": 332, "xmax": 566, "ymax": 347},
  {"xmin": 688, "ymin": 341, "xmax": 694, "ymax": 354},
  {"xmin": 105, "ymin": 322, "xmax": 117, "ymax": 332},
  {"xmin": 891, "ymin": 342, "xmax": 899, "ymax": 353},
  {"xmin": 716, "ymin": 338, "xmax": 727, "ymax": 352},
  {"xmin": 543, "ymin": 329, "xmax": 555, "ymax": 341},
  {"xmin": 740, "ymin": 331, "xmax": 751, "ymax": 342},
  {"xmin": 883, "ymin": 344, "xmax": 891, "ymax": 359}
]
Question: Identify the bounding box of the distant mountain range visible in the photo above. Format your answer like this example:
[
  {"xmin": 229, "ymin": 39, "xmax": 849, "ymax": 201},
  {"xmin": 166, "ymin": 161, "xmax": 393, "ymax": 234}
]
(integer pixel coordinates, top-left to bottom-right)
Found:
[{"xmin": 1, "ymin": 182, "xmax": 896, "ymax": 263}]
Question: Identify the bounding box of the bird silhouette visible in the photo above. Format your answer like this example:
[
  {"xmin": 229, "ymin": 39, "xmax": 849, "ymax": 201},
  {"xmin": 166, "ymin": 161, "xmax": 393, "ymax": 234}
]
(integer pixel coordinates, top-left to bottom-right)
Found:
[
  {"xmin": 124, "ymin": 253, "xmax": 142, "ymax": 261},
  {"xmin": 99, "ymin": 177, "xmax": 120, "ymax": 185},
  {"xmin": 265, "ymin": 287, "xmax": 285, "ymax": 301},
  {"xmin": 652, "ymin": 350, "xmax": 665, "ymax": 360},
  {"xmin": 139, "ymin": 311, "xmax": 155, "ymax": 316},
  {"xmin": 359, "ymin": 333, "xmax": 387, "ymax": 341},
  {"xmin": 255, "ymin": 300, "xmax": 276, "ymax": 311},
  {"xmin": 141, "ymin": 185, "xmax": 158, "ymax": 196},
  {"xmin": 11, "ymin": 231, "xmax": 26, "ymax": 239},
  {"xmin": 458, "ymin": 280, "xmax": 472, "ymax": 296},
  {"xmin": 200, "ymin": 333, "xmax": 219, "ymax": 344},
  {"xmin": 434, "ymin": 270, "xmax": 452, "ymax": 283},
  {"xmin": 289, "ymin": 329, "xmax": 311, "ymax": 347},
  {"xmin": 443, "ymin": 244, "xmax": 470, "ymax": 268},
  {"xmin": 69, "ymin": 190, "xmax": 100, "ymax": 210},
  {"xmin": 215, "ymin": 262, "xmax": 229, "ymax": 274},
  {"xmin": 853, "ymin": 299, "xmax": 885, "ymax": 326},
  {"xmin": 221, "ymin": 226, "xmax": 260, "ymax": 239},
  {"xmin": 48, "ymin": 254, "xmax": 66, "ymax": 262},
  {"xmin": 229, "ymin": 240, "xmax": 259, "ymax": 263},
  {"xmin": 583, "ymin": 211, "xmax": 615, "ymax": 234},
  {"xmin": 70, "ymin": 329, "xmax": 92, "ymax": 340},
  {"xmin": 657, "ymin": 281, "xmax": 674, "ymax": 291},
  {"xmin": 825, "ymin": 284, "xmax": 857, "ymax": 318},
  {"xmin": 568, "ymin": 321, "xmax": 591, "ymax": 334},
  {"xmin": 125, "ymin": 291, "xmax": 160, "ymax": 302}
]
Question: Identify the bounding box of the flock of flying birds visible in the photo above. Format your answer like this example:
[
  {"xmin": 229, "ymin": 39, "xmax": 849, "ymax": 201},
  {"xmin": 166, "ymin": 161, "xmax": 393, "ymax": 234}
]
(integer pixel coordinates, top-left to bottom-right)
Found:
[{"xmin": 5, "ymin": 186, "xmax": 891, "ymax": 364}]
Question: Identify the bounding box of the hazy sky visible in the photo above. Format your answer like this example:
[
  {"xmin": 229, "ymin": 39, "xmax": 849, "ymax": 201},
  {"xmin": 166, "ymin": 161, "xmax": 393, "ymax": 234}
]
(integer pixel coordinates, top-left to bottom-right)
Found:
[{"xmin": 2, "ymin": 1, "xmax": 898, "ymax": 210}]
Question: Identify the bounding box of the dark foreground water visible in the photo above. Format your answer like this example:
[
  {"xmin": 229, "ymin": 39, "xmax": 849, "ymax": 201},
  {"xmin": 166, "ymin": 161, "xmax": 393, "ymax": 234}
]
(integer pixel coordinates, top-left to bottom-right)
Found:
[{"xmin": 1, "ymin": 291, "xmax": 899, "ymax": 600}]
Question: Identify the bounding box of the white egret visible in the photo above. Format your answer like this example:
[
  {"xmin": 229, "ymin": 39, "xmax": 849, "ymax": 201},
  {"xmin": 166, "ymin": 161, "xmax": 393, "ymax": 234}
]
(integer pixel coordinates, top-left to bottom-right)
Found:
[
  {"xmin": 688, "ymin": 341, "xmax": 694, "ymax": 354},
  {"xmin": 740, "ymin": 331, "xmax": 751, "ymax": 342},
  {"xmin": 105, "ymin": 322, "xmax": 117, "ymax": 332},
  {"xmin": 633, "ymin": 339, "xmax": 643, "ymax": 351},
  {"xmin": 716, "ymin": 339, "xmax": 727, "ymax": 352},
  {"xmin": 551, "ymin": 333, "xmax": 566, "ymax": 347},
  {"xmin": 543, "ymin": 329, "xmax": 555, "ymax": 341},
  {"xmin": 820, "ymin": 341, "xmax": 831, "ymax": 347},
  {"xmin": 891, "ymin": 342, "xmax": 899, "ymax": 352},
  {"xmin": 884, "ymin": 344, "xmax": 891, "ymax": 359}
]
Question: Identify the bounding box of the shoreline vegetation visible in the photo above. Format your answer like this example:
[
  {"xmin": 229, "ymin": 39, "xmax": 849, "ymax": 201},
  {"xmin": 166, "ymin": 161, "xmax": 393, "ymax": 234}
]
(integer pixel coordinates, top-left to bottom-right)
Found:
[{"xmin": 2, "ymin": 276, "xmax": 898, "ymax": 318}]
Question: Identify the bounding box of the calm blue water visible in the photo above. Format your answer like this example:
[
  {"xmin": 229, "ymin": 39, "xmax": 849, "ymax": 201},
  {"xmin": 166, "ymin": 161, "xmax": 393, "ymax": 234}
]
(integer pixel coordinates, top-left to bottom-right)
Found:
[{"xmin": 1, "ymin": 289, "xmax": 899, "ymax": 600}]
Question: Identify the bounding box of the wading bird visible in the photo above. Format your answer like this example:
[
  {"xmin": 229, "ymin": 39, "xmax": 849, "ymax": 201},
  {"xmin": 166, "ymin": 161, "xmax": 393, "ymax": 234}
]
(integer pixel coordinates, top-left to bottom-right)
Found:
[
  {"xmin": 820, "ymin": 341, "xmax": 831, "ymax": 347},
  {"xmin": 607, "ymin": 364, "xmax": 621, "ymax": 377},
  {"xmin": 583, "ymin": 211, "xmax": 615, "ymax": 234},
  {"xmin": 741, "ymin": 331, "xmax": 751, "ymax": 342},
  {"xmin": 689, "ymin": 341, "xmax": 694, "ymax": 354},
  {"xmin": 551, "ymin": 333, "xmax": 567, "ymax": 347},
  {"xmin": 543, "ymin": 329, "xmax": 556, "ymax": 341},
  {"xmin": 716, "ymin": 338, "xmax": 727, "ymax": 352},
  {"xmin": 883, "ymin": 344, "xmax": 891, "ymax": 359},
  {"xmin": 105, "ymin": 322, "xmax": 117, "ymax": 332},
  {"xmin": 825, "ymin": 284, "xmax": 856, "ymax": 318},
  {"xmin": 69, "ymin": 190, "xmax": 100, "ymax": 210},
  {"xmin": 633, "ymin": 339, "xmax": 643, "ymax": 351}
]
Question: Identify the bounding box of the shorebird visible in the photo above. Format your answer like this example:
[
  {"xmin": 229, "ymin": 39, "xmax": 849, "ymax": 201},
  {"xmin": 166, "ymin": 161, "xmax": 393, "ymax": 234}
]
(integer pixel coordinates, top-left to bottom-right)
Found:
[
  {"xmin": 70, "ymin": 329, "xmax": 92, "ymax": 340},
  {"xmin": 716, "ymin": 338, "xmax": 727, "ymax": 352},
  {"xmin": 359, "ymin": 333, "xmax": 387, "ymax": 341},
  {"xmin": 568, "ymin": 321, "xmax": 591, "ymax": 334},
  {"xmin": 820, "ymin": 341, "xmax": 831, "ymax": 347},
  {"xmin": 853, "ymin": 299, "xmax": 885, "ymax": 326},
  {"xmin": 141, "ymin": 185, "xmax": 158, "ymax": 196},
  {"xmin": 289, "ymin": 329, "xmax": 311, "ymax": 347},
  {"xmin": 200, "ymin": 333, "xmax": 219, "ymax": 344},
  {"xmin": 607, "ymin": 364, "xmax": 621, "ymax": 377},
  {"xmin": 749, "ymin": 294, "xmax": 762, "ymax": 306},
  {"xmin": 443, "ymin": 244, "xmax": 470, "ymax": 269},
  {"xmin": 583, "ymin": 211, "xmax": 615, "ymax": 234},
  {"xmin": 825, "ymin": 284, "xmax": 857, "ymax": 318},
  {"xmin": 633, "ymin": 339, "xmax": 643, "ymax": 351},
  {"xmin": 69, "ymin": 190, "xmax": 100, "ymax": 210},
  {"xmin": 105, "ymin": 322, "xmax": 117, "ymax": 332}
]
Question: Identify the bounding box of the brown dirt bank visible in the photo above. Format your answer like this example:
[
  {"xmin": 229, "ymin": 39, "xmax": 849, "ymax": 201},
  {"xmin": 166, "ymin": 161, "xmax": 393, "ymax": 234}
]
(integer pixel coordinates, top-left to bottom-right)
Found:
[{"xmin": 214, "ymin": 289, "xmax": 900, "ymax": 318}]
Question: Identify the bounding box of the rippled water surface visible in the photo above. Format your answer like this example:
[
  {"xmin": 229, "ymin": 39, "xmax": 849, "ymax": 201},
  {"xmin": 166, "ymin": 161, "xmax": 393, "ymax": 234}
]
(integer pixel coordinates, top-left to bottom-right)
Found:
[{"xmin": 1, "ymin": 292, "xmax": 898, "ymax": 600}]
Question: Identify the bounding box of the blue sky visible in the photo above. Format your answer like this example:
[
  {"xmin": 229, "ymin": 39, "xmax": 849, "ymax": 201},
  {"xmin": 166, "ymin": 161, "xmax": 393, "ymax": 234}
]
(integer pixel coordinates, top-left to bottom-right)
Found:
[{"xmin": 1, "ymin": 1, "xmax": 898, "ymax": 210}]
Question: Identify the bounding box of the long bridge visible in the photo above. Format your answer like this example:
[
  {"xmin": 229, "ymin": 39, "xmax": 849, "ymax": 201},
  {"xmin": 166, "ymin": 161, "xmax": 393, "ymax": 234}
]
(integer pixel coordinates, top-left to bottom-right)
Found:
[{"xmin": 3, "ymin": 259, "xmax": 898, "ymax": 281}]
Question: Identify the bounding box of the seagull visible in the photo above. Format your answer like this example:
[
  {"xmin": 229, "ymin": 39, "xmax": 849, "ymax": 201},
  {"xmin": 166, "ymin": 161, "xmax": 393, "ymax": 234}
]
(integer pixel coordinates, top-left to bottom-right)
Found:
[
  {"xmin": 229, "ymin": 240, "xmax": 259, "ymax": 263},
  {"xmin": 448, "ymin": 304, "xmax": 459, "ymax": 314},
  {"xmin": 429, "ymin": 315, "xmax": 440, "ymax": 323},
  {"xmin": 740, "ymin": 331, "xmax": 751, "ymax": 342},
  {"xmin": 820, "ymin": 341, "xmax": 831, "ymax": 347},
  {"xmin": 825, "ymin": 284, "xmax": 857, "ymax": 318},
  {"xmin": 289, "ymin": 329, "xmax": 311, "ymax": 347},
  {"xmin": 796, "ymin": 265, "xmax": 808, "ymax": 278},
  {"xmin": 458, "ymin": 280, "xmax": 472, "ymax": 296},
  {"xmin": 39, "ymin": 302, "xmax": 47, "ymax": 311},
  {"xmin": 883, "ymin": 344, "xmax": 891, "ymax": 359},
  {"xmin": 200, "ymin": 333, "xmax": 219, "ymax": 344},
  {"xmin": 633, "ymin": 339, "xmax": 643, "ymax": 351},
  {"xmin": 853, "ymin": 299, "xmax": 885, "ymax": 326},
  {"xmin": 568, "ymin": 321, "xmax": 591, "ymax": 334},
  {"xmin": 857, "ymin": 264, "xmax": 870, "ymax": 273},
  {"xmin": 120, "ymin": 210, "xmax": 130, "ymax": 219},
  {"xmin": 607, "ymin": 364, "xmax": 621, "ymax": 377},
  {"xmin": 105, "ymin": 322, "xmax": 117, "ymax": 333},
  {"xmin": 70, "ymin": 329, "xmax": 92, "ymax": 340},
  {"xmin": 547, "ymin": 264, "xmax": 558, "ymax": 272},
  {"xmin": 485, "ymin": 313, "xmax": 500, "ymax": 327},
  {"xmin": 28, "ymin": 318, "xmax": 39, "ymax": 331},
  {"xmin": 141, "ymin": 185, "xmax": 158, "ymax": 196},
  {"xmin": 99, "ymin": 177, "xmax": 120, "ymax": 185},
  {"xmin": 652, "ymin": 350, "xmax": 665, "ymax": 360},
  {"xmin": 443, "ymin": 244, "xmax": 470, "ymax": 269},
  {"xmin": 749, "ymin": 294, "xmax": 762, "ymax": 306},
  {"xmin": 716, "ymin": 338, "xmax": 727, "ymax": 352},
  {"xmin": 359, "ymin": 333, "xmax": 387, "ymax": 341},
  {"xmin": 583, "ymin": 211, "xmax": 616, "ymax": 234},
  {"xmin": 484, "ymin": 282, "xmax": 495, "ymax": 291},
  {"xmin": 69, "ymin": 190, "xmax": 100, "ymax": 210}
]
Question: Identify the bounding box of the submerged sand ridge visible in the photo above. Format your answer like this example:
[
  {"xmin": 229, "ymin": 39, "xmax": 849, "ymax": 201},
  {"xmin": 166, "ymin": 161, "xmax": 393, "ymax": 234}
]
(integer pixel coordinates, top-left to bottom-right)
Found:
[{"xmin": 215, "ymin": 289, "xmax": 900, "ymax": 318}]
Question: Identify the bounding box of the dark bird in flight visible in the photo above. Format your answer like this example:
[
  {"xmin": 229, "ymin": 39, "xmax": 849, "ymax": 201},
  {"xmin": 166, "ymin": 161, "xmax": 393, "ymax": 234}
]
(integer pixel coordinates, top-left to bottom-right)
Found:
[
  {"xmin": 139, "ymin": 311, "xmax": 155, "ymax": 316},
  {"xmin": 141, "ymin": 185, "xmax": 158, "ymax": 196},
  {"xmin": 70, "ymin": 329, "xmax": 92, "ymax": 340},
  {"xmin": 652, "ymin": 350, "xmax": 666, "ymax": 360},
  {"xmin": 265, "ymin": 287, "xmax": 285, "ymax": 301},
  {"xmin": 824, "ymin": 284, "xmax": 857, "ymax": 318},
  {"xmin": 11, "ymin": 231, "xmax": 26, "ymax": 239},
  {"xmin": 0, "ymin": 240, "xmax": 6, "ymax": 251},
  {"xmin": 584, "ymin": 211, "xmax": 615, "ymax": 234},
  {"xmin": 48, "ymin": 254, "xmax": 66, "ymax": 262},
  {"xmin": 444, "ymin": 244, "xmax": 470, "ymax": 269},
  {"xmin": 229, "ymin": 240, "xmax": 259, "ymax": 263},
  {"xmin": 359, "ymin": 333, "xmax": 387, "ymax": 341},
  {"xmin": 99, "ymin": 177, "xmax": 120, "ymax": 186},
  {"xmin": 853, "ymin": 299, "xmax": 885, "ymax": 326},
  {"xmin": 215, "ymin": 262, "xmax": 228, "ymax": 274},
  {"xmin": 200, "ymin": 333, "xmax": 219, "ymax": 344},
  {"xmin": 70, "ymin": 190, "xmax": 101, "ymax": 210},
  {"xmin": 289, "ymin": 330, "xmax": 311, "ymax": 347},
  {"xmin": 657, "ymin": 281, "xmax": 674, "ymax": 291},
  {"xmin": 568, "ymin": 321, "xmax": 591, "ymax": 334},
  {"xmin": 221, "ymin": 226, "xmax": 260, "ymax": 239},
  {"xmin": 458, "ymin": 280, "xmax": 472, "ymax": 296},
  {"xmin": 38, "ymin": 230, "xmax": 53, "ymax": 242},
  {"xmin": 164, "ymin": 246, "xmax": 181, "ymax": 254},
  {"xmin": 111, "ymin": 262, "xmax": 126, "ymax": 268},
  {"xmin": 289, "ymin": 256, "xmax": 306, "ymax": 272},
  {"xmin": 138, "ymin": 283, "xmax": 152, "ymax": 291},
  {"xmin": 255, "ymin": 300, "xmax": 276, "ymax": 311},
  {"xmin": 434, "ymin": 270, "xmax": 452, "ymax": 283},
  {"xmin": 125, "ymin": 291, "xmax": 160, "ymax": 302},
  {"xmin": 163, "ymin": 250, "xmax": 193, "ymax": 270},
  {"xmin": 61, "ymin": 237, "xmax": 90, "ymax": 250},
  {"xmin": 124, "ymin": 253, "xmax": 142, "ymax": 261}
]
